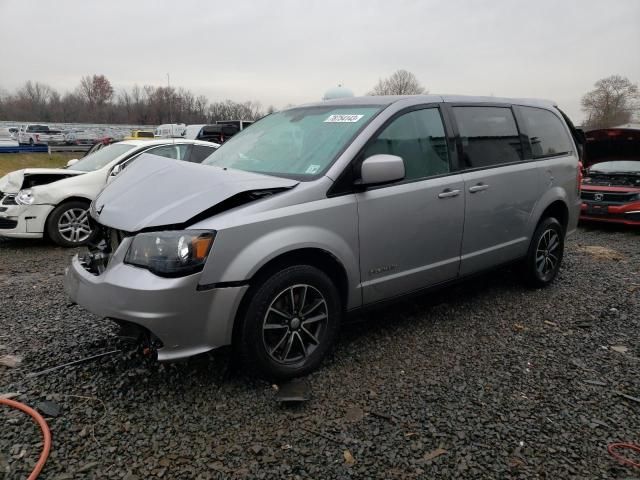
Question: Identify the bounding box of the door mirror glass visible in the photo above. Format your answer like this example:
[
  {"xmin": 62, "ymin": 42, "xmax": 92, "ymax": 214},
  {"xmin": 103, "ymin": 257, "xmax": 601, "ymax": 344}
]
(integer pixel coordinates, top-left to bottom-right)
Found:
[
  {"xmin": 66, "ymin": 159, "xmax": 78, "ymax": 167},
  {"xmin": 360, "ymin": 154, "xmax": 405, "ymax": 185},
  {"xmin": 110, "ymin": 163, "xmax": 124, "ymax": 176}
]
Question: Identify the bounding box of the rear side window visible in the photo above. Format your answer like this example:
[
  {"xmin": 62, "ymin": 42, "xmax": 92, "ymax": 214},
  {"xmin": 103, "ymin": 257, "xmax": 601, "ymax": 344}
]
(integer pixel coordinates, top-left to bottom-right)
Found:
[
  {"xmin": 188, "ymin": 144, "xmax": 218, "ymax": 163},
  {"xmin": 453, "ymin": 107, "xmax": 523, "ymax": 168},
  {"xmin": 362, "ymin": 108, "xmax": 450, "ymax": 180},
  {"xmin": 146, "ymin": 144, "xmax": 190, "ymax": 160},
  {"xmin": 519, "ymin": 106, "xmax": 573, "ymax": 158}
]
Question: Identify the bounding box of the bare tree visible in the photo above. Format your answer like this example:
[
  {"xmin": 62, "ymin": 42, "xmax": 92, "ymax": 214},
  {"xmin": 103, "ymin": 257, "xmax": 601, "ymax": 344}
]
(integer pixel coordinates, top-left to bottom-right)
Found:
[
  {"xmin": 208, "ymin": 100, "xmax": 264, "ymax": 122},
  {"xmin": 368, "ymin": 69, "xmax": 426, "ymax": 96},
  {"xmin": 78, "ymin": 74, "xmax": 114, "ymax": 106},
  {"xmin": 581, "ymin": 75, "xmax": 639, "ymax": 129}
]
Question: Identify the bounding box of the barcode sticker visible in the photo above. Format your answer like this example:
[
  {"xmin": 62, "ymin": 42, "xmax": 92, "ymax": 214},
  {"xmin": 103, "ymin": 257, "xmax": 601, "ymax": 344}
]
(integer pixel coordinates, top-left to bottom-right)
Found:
[{"xmin": 324, "ymin": 114, "xmax": 364, "ymax": 123}]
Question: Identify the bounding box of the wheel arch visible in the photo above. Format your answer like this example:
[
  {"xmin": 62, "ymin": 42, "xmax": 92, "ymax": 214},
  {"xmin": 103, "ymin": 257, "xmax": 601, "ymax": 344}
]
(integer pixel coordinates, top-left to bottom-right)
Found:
[{"xmin": 231, "ymin": 247, "xmax": 350, "ymax": 347}]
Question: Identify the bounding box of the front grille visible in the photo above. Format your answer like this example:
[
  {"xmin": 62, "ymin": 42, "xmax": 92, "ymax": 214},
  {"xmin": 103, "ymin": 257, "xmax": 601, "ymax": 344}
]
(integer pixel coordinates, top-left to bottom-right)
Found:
[
  {"xmin": 582, "ymin": 211, "xmax": 640, "ymax": 222},
  {"xmin": 0, "ymin": 193, "xmax": 17, "ymax": 206},
  {"xmin": 0, "ymin": 218, "xmax": 18, "ymax": 229},
  {"xmin": 581, "ymin": 191, "xmax": 638, "ymax": 203},
  {"xmin": 79, "ymin": 224, "xmax": 128, "ymax": 275}
]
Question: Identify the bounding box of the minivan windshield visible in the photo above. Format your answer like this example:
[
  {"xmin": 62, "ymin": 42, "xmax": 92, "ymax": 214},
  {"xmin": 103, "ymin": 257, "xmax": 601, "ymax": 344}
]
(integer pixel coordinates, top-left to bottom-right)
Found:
[
  {"xmin": 201, "ymin": 106, "xmax": 382, "ymax": 178},
  {"xmin": 68, "ymin": 143, "xmax": 137, "ymax": 172}
]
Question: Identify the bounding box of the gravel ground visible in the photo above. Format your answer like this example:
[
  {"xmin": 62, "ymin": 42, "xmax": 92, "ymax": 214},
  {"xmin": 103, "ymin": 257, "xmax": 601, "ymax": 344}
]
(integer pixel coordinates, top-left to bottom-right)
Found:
[{"xmin": 1, "ymin": 224, "xmax": 639, "ymax": 479}]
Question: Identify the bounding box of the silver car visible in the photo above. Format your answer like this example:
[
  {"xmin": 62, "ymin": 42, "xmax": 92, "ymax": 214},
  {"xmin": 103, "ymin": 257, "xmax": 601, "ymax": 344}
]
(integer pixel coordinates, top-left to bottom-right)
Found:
[{"xmin": 65, "ymin": 95, "xmax": 582, "ymax": 379}]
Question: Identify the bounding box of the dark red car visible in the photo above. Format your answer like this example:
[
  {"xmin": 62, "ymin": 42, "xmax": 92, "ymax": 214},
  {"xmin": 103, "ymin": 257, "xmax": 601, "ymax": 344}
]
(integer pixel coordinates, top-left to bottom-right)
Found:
[{"xmin": 580, "ymin": 128, "xmax": 640, "ymax": 226}]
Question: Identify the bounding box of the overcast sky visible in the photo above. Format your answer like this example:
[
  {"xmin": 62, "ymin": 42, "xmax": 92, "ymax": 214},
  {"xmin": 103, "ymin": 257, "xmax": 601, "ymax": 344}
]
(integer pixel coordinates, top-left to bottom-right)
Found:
[{"xmin": 1, "ymin": 0, "xmax": 639, "ymax": 122}]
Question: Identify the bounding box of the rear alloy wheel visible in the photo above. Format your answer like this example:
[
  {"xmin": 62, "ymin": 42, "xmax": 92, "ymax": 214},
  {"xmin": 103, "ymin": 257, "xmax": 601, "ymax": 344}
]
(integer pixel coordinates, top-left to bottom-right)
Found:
[
  {"xmin": 239, "ymin": 265, "xmax": 341, "ymax": 379},
  {"xmin": 523, "ymin": 217, "xmax": 565, "ymax": 287},
  {"xmin": 46, "ymin": 201, "xmax": 94, "ymax": 247}
]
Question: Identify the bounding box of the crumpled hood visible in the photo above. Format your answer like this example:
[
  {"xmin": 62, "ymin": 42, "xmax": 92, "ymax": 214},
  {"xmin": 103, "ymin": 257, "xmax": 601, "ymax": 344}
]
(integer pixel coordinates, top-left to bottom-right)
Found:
[
  {"xmin": 92, "ymin": 153, "xmax": 298, "ymax": 232},
  {"xmin": 0, "ymin": 168, "xmax": 85, "ymax": 193}
]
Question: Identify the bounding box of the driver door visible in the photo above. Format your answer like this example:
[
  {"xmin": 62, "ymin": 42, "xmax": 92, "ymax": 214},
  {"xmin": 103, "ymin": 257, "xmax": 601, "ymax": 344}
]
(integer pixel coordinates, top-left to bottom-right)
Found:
[{"xmin": 356, "ymin": 107, "xmax": 465, "ymax": 304}]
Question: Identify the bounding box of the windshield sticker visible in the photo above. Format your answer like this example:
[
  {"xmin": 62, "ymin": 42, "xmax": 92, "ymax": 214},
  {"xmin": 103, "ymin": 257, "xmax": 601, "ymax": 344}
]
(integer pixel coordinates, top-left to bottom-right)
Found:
[
  {"xmin": 305, "ymin": 164, "xmax": 321, "ymax": 174},
  {"xmin": 324, "ymin": 114, "xmax": 364, "ymax": 123}
]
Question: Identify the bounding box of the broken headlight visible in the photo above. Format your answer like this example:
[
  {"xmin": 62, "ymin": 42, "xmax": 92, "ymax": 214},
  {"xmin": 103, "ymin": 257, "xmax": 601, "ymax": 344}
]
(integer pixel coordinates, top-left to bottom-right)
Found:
[
  {"xmin": 124, "ymin": 230, "xmax": 215, "ymax": 277},
  {"xmin": 16, "ymin": 189, "xmax": 35, "ymax": 205}
]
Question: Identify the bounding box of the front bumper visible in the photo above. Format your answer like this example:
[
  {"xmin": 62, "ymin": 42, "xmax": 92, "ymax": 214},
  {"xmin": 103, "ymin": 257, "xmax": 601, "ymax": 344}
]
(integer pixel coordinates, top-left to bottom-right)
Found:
[
  {"xmin": 0, "ymin": 204, "xmax": 53, "ymax": 238},
  {"xmin": 580, "ymin": 201, "xmax": 640, "ymax": 226},
  {"xmin": 64, "ymin": 246, "xmax": 248, "ymax": 361}
]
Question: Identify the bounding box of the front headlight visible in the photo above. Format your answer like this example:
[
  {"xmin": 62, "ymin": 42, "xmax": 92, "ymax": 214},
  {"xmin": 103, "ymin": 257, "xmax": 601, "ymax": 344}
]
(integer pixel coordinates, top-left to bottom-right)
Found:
[
  {"xmin": 16, "ymin": 189, "xmax": 34, "ymax": 205},
  {"xmin": 124, "ymin": 230, "xmax": 215, "ymax": 277}
]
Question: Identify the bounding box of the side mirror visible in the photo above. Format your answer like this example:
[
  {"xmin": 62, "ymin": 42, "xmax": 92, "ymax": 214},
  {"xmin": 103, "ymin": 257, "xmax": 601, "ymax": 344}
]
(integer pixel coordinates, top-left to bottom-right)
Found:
[
  {"xmin": 66, "ymin": 159, "xmax": 79, "ymax": 167},
  {"xmin": 359, "ymin": 154, "xmax": 405, "ymax": 186},
  {"xmin": 110, "ymin": 164, "xmax": 124, "ymax": 176}
]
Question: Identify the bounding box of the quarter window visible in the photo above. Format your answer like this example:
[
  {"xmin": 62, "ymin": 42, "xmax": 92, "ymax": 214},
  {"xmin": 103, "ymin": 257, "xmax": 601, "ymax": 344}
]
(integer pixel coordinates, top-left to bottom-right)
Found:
[
  {"xmin": 361, "ymin": 108, "xmax": 450, "ymax": 180},
  {"xmin": 453, "ymin": 107, "xmax": 523, "ymax": 168},
  {"xmin": 519, "ymin": 106, "xmax": 573, "ymax": 158}
]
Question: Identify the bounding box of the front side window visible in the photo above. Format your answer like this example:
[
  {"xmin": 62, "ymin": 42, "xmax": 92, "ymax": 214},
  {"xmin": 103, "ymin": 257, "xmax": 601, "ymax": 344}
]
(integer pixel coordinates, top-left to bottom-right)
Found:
[
  {"xmin": 453, "ymin": 107, "xmax": 523, "ymax": 168},
  {"xmin": 361, "ymin": 108, "xmax": 450, "ymax": 180},
  {"xmin": 201, "ymin": 106, "xmax": 382, "ymax": 178},
  {"xmin": 519, "ymin": 106, "xmax": 573, "ymax": 158}
]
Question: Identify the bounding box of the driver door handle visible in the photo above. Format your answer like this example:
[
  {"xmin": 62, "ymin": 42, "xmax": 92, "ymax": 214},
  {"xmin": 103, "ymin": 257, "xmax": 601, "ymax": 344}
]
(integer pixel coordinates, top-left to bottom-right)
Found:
[
  {"xmin": 469, "ymin": 183, "xmax": 489, "ymax": 193},
  {"xmin": 438, "ymin": 188, "xmax": 461, "ymax": 199}
]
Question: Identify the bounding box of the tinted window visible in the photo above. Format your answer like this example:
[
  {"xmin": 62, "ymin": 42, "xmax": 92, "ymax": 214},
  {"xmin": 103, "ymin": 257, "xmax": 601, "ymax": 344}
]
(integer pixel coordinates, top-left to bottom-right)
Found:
[
  {"xmin": 146, "ymin": 144, "xmax": 190, "ymax": 160},
  {"xmin": 361, "ymin": 108, "xmax": 449, "ymax": 180},
  {"xmin": 454, "ymin": 107, "xmax": 522, "ymax": 168},
  {"xmin": 189, "ymin": 144, "xmax": 217, "ymax": 163},
  {"xmin": 519, "ymin": 106, "xmax": 573, "ymax": 158}
]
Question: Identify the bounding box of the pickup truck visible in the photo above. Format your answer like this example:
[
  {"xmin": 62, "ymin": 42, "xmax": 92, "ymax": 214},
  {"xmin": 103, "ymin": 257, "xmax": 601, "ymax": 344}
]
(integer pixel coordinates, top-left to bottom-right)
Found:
[{"xmin": 17, "ymin": 124, "xmax": 66, "ymax": 145}]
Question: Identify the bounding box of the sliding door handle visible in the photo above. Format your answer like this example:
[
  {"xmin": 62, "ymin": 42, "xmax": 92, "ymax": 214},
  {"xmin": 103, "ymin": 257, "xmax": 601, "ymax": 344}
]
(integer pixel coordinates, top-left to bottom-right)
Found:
[
  {"xmin": 469, "ymin": 184, "xmax": 489, "ymax": 193},
  {"xmin": 438, "ymin": 188, "xmax": 461, "ymax": 199}
]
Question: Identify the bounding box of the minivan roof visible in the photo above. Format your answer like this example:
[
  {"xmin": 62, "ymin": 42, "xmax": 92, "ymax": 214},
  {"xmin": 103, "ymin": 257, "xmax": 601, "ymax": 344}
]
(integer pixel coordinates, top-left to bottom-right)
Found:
[{"xmin": 300, "ymin": 94, "xmax": 557, "ymax": 110}]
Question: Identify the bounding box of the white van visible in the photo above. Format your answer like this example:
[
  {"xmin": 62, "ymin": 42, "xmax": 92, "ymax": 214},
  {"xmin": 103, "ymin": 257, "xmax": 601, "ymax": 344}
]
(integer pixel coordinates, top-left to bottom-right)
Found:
[{"xmin": 154, "ymin": 124, "xmax": 186, "ymax": 138}]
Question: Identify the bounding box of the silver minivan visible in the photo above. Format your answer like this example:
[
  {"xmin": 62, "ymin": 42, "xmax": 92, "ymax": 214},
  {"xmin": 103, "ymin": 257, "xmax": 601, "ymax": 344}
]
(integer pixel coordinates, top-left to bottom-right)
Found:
[{"xmin": 65, "ymin": 95, "xmax": 582, "ymax": 379}]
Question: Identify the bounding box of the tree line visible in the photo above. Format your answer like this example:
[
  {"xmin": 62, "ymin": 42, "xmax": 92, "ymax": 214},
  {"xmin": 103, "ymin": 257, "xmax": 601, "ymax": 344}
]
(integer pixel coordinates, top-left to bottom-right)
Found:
[
  {"xmin": 0, "ymin": 71, "xmax": 637, "ymax": 129},
  {"xmin": 0, "ymin": 75, "xmax": 269, "ymax": 125}
]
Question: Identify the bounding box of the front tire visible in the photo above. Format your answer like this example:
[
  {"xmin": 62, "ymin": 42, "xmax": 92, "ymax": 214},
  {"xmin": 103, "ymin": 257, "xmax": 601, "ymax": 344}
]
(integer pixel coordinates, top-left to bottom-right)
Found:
[
  {"xmin": 46, "ymin": 201, "xmax": 94, "ymax": 247},
  {"xmin": 522, "ymin": 217, "xmax": 565, "ymax": 288},
  {"xmin": 238, "ymin": 265, "xmax": 342, "ymax": 380}
]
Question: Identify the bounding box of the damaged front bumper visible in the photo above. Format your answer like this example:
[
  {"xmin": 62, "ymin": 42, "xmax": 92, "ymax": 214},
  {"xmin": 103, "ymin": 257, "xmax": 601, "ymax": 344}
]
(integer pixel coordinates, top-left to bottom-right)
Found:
[
  {"xmin": 0, "ymin": 203, "xmax": 53, "ymax": 238},
  {"xmin": 64, "ymin": 238, "xmax": 248, "ymax": 361}
]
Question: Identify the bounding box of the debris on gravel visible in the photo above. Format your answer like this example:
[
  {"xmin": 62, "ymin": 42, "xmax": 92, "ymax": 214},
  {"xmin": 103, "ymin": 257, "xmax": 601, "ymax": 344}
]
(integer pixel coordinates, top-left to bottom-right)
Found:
[{"xmin": 1, "ymin": 225, "xmax": 639, "ymax": 479}]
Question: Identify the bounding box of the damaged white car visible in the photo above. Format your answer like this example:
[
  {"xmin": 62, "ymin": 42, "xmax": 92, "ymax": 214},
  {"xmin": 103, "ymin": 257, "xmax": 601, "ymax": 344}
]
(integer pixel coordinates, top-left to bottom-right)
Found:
[{"xmin": 0, "ymin": 139, "xmax": 219, "ymax": 247}]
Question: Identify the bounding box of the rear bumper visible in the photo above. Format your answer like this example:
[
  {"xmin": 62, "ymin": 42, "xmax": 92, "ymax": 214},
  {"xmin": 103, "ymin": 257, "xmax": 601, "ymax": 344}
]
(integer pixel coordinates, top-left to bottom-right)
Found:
[
  {"xmin": 64, "ymin": 253, "xmax": 248, "ymax": 361},
  {"xmin": 0, "ymin": 204, "xmax": 52, "ymax": 238},
  {"xmin": 580, "ymin": 201, "xmax": 640, "ymax": 226}
]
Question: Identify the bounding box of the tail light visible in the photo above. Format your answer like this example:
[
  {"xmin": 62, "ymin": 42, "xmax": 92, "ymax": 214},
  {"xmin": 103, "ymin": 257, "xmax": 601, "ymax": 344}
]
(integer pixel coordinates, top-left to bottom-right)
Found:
[{"xmin": 577, "ymin": 161, "xmax": 583, "ymax": 194}]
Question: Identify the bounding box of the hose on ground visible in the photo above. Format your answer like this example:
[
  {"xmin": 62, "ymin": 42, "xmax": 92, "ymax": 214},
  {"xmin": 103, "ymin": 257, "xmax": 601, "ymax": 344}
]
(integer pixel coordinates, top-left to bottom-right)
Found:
[
  {"xmin": 0, "ymin": 397, "xmax": 52, "ymax": 479},
  {"xmin": 608, "ymin": 442, "xmax": 640, "ymax": 469}
]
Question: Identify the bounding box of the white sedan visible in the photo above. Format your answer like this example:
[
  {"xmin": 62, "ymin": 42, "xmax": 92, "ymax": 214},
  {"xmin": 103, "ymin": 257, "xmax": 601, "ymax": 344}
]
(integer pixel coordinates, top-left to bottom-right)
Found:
[{"xmin": 0, "ymin": 139, "xmax": 219, "ymax": 247}]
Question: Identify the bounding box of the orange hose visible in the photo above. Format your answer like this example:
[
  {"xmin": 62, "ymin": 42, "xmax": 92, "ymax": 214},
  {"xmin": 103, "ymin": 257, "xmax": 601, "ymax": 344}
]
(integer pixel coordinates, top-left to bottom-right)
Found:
[{"xmin": 0, "ymin": 397, "xmax": 52, "ymax": 479}]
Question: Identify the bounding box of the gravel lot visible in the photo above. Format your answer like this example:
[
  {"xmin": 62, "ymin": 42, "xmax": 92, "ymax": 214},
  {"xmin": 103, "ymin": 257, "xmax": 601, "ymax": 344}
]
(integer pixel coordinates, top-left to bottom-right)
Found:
[{"xmin": 1, "ymin": 225, "xmax": 639, "ymax": 479}]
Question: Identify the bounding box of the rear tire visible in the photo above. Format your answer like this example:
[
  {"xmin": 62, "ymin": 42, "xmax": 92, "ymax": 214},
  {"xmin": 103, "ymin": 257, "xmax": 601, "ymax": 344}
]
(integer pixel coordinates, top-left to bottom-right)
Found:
[
  {"xmin": 46, "ymin": 201, "xmax": 95, "ymax": 247},
  {"xmin": 522, "ymin": 217, "xmax": 565, "ymax": 288},
  {"xmin": 238, "ymin": 265, "xmax": 342, "ymax": 380}
]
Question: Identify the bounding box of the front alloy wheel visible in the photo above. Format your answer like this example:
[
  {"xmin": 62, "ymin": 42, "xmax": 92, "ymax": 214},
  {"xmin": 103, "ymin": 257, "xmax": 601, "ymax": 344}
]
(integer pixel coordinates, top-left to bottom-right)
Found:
[
  {"xmin": 262, "ymin": 284, "xmax": 329, "ymax": 364},
  {"xmin": 239, "ymin": 265, "xmax": 341, "ymax": 379},
  {"xmin": 47, "ymin": 201, "xmax": 95, "ymax": 247}
]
